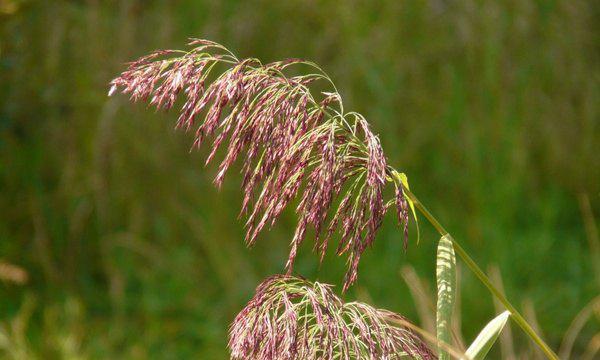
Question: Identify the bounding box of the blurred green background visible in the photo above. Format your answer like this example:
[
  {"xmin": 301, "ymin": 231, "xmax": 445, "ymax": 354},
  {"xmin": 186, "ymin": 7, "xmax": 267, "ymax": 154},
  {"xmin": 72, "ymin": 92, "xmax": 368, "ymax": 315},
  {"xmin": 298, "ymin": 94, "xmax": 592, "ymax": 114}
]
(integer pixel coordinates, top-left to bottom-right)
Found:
[{"xmin": 1, "ymin": 0, "xmax": 598, "ymax": 358}]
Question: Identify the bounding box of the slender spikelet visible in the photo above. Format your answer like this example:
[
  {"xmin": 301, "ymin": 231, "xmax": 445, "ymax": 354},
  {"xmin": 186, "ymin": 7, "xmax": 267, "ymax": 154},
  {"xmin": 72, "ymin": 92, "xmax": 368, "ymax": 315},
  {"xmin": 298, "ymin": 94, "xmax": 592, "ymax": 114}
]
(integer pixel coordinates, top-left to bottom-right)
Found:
[
  {"xmin": 110, "ymin": 39, "xmax": 413, "ymax": 290},
  {"xmin": 228, "ymin": 275, "xmax": 436, "ymax": 360}
]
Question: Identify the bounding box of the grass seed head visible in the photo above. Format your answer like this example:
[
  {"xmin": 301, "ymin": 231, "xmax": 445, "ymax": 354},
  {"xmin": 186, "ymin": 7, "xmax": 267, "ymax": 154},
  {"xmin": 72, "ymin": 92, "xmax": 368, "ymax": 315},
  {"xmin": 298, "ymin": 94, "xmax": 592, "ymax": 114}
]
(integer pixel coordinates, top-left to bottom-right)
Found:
[
  {"xmin": 110, "ymin": 39, "xmax": 412, "ymax": 290},
  {"xmin": 228, "ymin": 275, "xmax": 436, "ymax": 360}
]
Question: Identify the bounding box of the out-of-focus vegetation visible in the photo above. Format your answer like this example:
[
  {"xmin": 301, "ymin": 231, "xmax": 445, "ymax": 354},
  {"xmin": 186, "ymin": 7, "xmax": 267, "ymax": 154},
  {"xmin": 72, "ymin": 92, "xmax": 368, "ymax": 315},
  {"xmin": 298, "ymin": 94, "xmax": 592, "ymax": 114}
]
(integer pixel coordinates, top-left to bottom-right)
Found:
[{"xmin": 0, "ymin": 0, "xmax": 598, "ymax": 358}]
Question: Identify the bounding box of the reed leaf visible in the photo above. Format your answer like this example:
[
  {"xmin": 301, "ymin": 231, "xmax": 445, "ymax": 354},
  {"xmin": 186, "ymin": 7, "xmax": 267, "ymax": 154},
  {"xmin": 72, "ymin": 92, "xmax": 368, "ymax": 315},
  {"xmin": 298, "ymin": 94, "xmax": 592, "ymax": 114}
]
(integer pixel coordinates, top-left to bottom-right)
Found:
[
  {"xmin": 436, "ymin": 234, "xmax": 456, "ymax": 360},
  {"xmin": 464, "ymin": 311, "xmax": 511, "ymax": 360}
]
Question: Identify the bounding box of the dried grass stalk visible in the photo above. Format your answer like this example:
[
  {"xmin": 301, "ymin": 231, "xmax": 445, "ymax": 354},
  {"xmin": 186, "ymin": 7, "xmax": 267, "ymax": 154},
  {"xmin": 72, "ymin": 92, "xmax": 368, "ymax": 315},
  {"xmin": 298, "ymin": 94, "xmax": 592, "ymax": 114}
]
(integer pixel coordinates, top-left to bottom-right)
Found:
[{"xmin": 110, "ymin": 39, "xmax": 413, "ymax": 290}]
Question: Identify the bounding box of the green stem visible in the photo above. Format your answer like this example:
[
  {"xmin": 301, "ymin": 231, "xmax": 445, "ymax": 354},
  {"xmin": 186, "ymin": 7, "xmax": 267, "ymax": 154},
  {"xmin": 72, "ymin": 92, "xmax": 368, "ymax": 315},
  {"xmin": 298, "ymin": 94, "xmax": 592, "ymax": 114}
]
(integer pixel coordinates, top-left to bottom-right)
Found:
[{"xmin": 401, "ymin": 185, "xmax": 559, "ymax": 360}]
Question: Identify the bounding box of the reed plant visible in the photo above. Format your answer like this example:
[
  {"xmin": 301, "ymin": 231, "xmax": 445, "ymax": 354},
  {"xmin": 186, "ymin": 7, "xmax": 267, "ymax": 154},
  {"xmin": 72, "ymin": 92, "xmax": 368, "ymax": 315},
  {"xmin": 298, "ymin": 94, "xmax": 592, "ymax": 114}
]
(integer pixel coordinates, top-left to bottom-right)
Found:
[{"xmin": 110, "ymin": 39, "xmax": 560, "ymax": 359}]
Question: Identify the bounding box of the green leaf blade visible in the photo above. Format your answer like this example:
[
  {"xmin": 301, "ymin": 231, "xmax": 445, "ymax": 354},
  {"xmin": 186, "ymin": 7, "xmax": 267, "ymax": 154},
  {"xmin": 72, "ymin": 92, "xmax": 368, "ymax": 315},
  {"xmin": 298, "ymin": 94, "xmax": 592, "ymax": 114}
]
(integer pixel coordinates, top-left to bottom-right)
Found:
[
  {"xmin": 436, "ymin": 234, "xmax": 456, "ymax": 360},
  {"xmin": 464, "ymin": 311, "xmax": 511, "ymax": 360}
]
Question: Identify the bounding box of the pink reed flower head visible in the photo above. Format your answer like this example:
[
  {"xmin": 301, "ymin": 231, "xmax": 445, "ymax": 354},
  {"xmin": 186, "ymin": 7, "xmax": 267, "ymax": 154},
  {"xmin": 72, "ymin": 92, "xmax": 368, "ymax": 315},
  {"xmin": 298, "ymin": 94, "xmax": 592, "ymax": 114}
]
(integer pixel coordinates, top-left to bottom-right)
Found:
[{"xmin": 110, "ymin": 39, "xmax": 413, "ymax": 290}]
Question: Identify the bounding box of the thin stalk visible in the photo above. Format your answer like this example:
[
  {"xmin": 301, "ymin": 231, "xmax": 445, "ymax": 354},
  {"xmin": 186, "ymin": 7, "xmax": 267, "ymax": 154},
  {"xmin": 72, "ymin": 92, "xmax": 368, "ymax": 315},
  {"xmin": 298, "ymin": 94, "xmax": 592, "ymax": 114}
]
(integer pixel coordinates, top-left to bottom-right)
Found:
[{"xmin": 401, "ymin": 185, "xmax": 559, "ymax": 360}]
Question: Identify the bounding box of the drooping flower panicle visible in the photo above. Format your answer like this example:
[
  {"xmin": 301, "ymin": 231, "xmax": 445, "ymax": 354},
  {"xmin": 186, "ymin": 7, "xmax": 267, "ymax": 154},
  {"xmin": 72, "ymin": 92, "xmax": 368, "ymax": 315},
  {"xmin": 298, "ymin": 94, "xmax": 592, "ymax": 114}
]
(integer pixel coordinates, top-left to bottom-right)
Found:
[
  {"xmin": 110, "ymin": 39, "xmax": 412, "ymax": 290},
  {"xmin": 228, "ymin": 275, "xmax": 436, "ymax": 360}
]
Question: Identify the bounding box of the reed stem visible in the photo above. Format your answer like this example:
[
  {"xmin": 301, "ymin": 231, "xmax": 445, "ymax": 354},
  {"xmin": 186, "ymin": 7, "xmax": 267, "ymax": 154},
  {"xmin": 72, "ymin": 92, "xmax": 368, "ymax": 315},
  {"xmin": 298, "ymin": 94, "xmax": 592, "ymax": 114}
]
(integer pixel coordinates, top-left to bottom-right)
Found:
[{"xmin": 400, "ymin": 185, "xmax": 559, "ymax": 360}]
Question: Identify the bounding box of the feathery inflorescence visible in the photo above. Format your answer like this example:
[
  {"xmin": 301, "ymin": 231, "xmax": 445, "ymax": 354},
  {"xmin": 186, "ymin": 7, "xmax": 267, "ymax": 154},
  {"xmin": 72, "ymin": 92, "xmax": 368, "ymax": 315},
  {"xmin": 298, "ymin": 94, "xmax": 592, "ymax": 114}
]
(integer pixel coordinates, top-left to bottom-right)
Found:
[
  {"xmin": 109, "ymin": 39, "xmax": 413, "ymax": 290},
  {"xmin": 228, "ymin": 275, "xmax": 436, "ymax": 360}
]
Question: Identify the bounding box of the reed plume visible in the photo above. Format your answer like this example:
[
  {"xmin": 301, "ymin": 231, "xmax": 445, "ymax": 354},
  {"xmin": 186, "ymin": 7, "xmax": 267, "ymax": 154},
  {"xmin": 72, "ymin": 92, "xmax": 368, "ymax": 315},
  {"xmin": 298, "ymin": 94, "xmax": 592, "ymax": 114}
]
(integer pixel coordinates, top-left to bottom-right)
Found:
[
  {"xmin": 109, "ymin": 39, "xmax": 413, "ymax": 291},
  {"xmin": 228, "ymin": 275, "xmax": 436, "ymax": 360}
]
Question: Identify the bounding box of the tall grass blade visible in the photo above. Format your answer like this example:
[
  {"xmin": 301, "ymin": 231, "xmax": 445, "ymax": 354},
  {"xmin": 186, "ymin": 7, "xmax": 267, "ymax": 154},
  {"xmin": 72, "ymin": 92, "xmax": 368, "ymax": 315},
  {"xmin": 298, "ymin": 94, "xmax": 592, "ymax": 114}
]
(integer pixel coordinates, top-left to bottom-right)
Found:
[
  {"xmin": 578, "ymin": 193, "xmax": 600, "ymax": 288},
  {"xmin": 400, "ymin": 265, "xmax": 436, "ymax": 334},
  {"xmin": 464, "ymin": 311, "xmax": 511, "ymax": 360},
  {"xmin": 436, "ymin": 234, "xmax": 456, "ymax": 360},
  {"xmin": 558, "ymin": 295, "xmax": 600, "ymax": 359},
  {"xmin": 523, "ymin": 298, "xmax": 545, "ymax": 359},
  {"xmin": 487, "ymin": 265, "xmax": 516, "ymax": 360},
  {"xmin": 582, "ymin": 332, "xmax": 600, "ymax": 360}
]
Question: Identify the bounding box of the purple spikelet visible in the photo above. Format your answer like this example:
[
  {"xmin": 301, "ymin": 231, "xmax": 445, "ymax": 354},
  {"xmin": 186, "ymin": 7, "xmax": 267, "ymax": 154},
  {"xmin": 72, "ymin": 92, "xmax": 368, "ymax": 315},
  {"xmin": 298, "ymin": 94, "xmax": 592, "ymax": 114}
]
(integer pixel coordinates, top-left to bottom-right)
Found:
[
  {"xmin": 109, "ymin": 39, "xmax": 413, "ymax": 290},
  {"xmin": 228, "ymin": 275, "xmax": 437, "ymax": 360}
]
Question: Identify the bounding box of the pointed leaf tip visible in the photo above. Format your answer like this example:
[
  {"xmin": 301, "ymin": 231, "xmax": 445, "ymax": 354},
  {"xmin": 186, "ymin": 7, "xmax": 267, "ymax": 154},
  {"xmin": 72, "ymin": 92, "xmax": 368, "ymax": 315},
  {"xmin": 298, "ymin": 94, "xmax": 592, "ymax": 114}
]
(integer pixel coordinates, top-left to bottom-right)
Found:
[{"xmin": 464, "ymin": 311, "xmax": 511, "ymax": 360}]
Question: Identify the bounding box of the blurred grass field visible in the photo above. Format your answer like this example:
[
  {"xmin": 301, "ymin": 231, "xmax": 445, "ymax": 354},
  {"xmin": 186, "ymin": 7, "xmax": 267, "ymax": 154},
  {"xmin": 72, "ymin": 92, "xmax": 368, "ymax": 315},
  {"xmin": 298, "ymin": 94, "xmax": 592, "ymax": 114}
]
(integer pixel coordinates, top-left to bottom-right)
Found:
[{"xmin": 0, "ymin": 0, "xmax": 598, "ymax": 358}]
